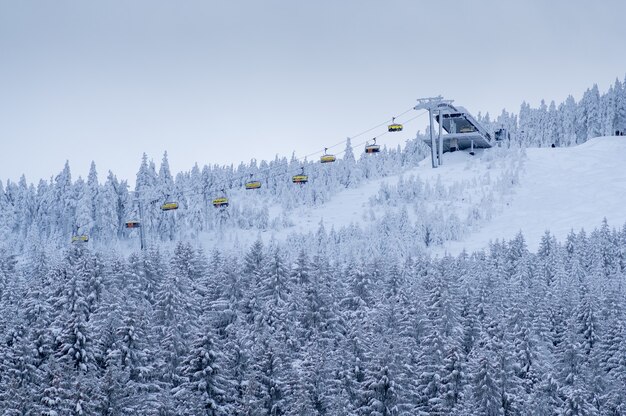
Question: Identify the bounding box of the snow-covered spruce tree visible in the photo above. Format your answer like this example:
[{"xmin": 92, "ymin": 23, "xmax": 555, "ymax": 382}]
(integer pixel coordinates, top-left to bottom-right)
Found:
[
  {"xmin": 96, "ymin": 171, "xmax": 122, "ymax": 242},
  {"xmin": 284, "ymin": 337, "xmax": 345, "ymax": 416},
  {"xmin": 467, "ymin": 355, "xmax": 504, "ymax": 416},
  {"xmin": 616, "ymin": 76, "xmax": 626, "ymax": 134},
  {"xmin": 49, "ymin": 245, "xmax": 101, "ymax": 414},
  {"xmin": 86, "ymin": 161, "xmax": 99, "ymax": 232},
  {"xmin": 256, "ymin": 245, "xmax": 291, "ymax": 344},
  {"xmin": 173, "ymin": 315, "xmax": 230, "ymax": 415},
  {"xmin": 135, "ymin": 153, "xmax": 159, "ymax": 235},
  {"xmin": 557, "ymin": 317, "xmax": 595, "ymax": 414},
  {"xmin": 91, "ymin": 314, "xmax": 128, "ymax": 415},
  {"xmin": 240, "ymin": 238, "xmax": 265, "ymax": 325},
  {"xmin": 414, "ymin": 277, "xmax": 452, "ymax": 414},
  {"xmin": 465, "ymin": 301, "xmax": 522, "ymax": 416},
  {"xmin": 186, "ymin": 163, "xmax": 207, "ymax": 236},
  {"xmin": 360, "ymin": 363, "xmax": 399, "ymax": 416},
  {"xmin": 340, "ymin": 138, "xmax": 360, "ymax": 189},
  {"xmin": 53, "ymin": 161, "xmax": 75, "ymax": 242},
  {"xmin": 0, "ymin": 319, "xmax": 42, "ymax": 414},
  {"xmin": 151, "ymin": 248, "xmax": 194, "ymax": 393},
  {"xmin": 247, "ymin": 335, "xmax": 287, "ymax": 415},
  {"xmin": 334, "ymin": 318, "xmax": 369, "ymax": 414},
  {"xmin": 157, "ymin": 151, "xmax": 177, "ymax": 241}
]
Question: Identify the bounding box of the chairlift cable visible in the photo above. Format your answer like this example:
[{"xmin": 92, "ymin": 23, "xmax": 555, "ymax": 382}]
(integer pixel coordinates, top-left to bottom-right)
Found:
[
  {"xmin": 187, "ymin": 110, "xmax": 428, "ymax": 195},
  {"xmin": 125, "ymin": 108, "xmax": 429, "ymax": 205}
]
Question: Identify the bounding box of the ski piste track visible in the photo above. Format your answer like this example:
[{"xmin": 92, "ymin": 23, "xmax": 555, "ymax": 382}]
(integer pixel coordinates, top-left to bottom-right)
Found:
[{"xmin": 440, "ymin": 136, "xmax": 626, "ymax": 254}]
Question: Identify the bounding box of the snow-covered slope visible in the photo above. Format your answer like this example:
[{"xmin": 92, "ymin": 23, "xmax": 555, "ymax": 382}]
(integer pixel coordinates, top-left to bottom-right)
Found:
[{"xmin": 441, "ymin": 136, "xmax": 626, "ymax": 253}]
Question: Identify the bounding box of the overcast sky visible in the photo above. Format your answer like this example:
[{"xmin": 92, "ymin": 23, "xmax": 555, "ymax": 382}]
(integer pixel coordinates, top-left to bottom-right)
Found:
[{"xmin": 2, "ymin": 0, "xmax": 626, "ymax": 186}]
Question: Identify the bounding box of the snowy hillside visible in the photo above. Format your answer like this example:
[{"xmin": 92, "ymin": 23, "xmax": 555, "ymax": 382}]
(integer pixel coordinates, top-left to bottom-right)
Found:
[
  {"xmin": 439, "ymin": 136, "xmax": 626, "ymax": 253},
  {"xmin": 220, "ymin": 136, "xmax": 624, "ymax": 256}
]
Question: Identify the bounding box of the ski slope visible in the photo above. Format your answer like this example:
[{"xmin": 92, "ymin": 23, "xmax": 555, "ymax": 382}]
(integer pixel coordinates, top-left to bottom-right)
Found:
[{"xmin": 441, "ymin": 136, "xmax": 626, "ymax": 253}]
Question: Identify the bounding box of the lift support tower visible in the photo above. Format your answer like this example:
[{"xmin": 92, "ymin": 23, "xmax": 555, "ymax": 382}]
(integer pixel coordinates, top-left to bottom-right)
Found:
[{"xmin": 415, "ymin": 96, "xmax": 454, "ymax": 168}]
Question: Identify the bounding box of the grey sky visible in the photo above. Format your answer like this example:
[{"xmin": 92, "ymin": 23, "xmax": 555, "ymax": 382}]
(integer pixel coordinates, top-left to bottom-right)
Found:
[{"xmin": 1, "ymin": 0, "xmax": 625, "ymax": 186}]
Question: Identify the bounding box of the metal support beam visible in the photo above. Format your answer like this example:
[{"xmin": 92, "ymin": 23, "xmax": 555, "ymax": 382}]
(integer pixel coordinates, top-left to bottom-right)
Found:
[
  {"xmin": 429, "ymin": 109, "xmax": 437, "ymax": 168},
  {"xmin": 138, "ymin": 197, "xmax": 146, "ymax": 250},
  {"xmin": 133, "ymin": 191, "xmax": 146, "ymax": 251},
  {"xmin": 438, "ymin": 108, "xmax": 444, "ymax": 166},
  {"xmin": 415, "ymin": 96, "xmax": 454, "ymax": 168}
]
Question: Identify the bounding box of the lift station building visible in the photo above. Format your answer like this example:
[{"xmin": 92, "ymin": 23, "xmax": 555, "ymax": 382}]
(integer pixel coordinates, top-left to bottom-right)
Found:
[{"xmin": 423, "ymin": 102, "xmax": 494, "ymax": 153}]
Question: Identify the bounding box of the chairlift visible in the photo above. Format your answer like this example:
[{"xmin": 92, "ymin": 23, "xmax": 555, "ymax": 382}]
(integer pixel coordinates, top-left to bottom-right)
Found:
[
  {"xmin": 71, "ymin": 234, "xmax": 89, "ymax": 243},
  {"xmin": 365, "ymin": 138, "xmax": 381, "ymax": 153},
  {"xmin": 160, "ymin": 201, "xmax": 179, "ymax": 211},
  {"xmin": 125, "ymin": 220, "xmax": 141, "ymax": 229},
  {"xmin": 212, "ymin": 189, "xmax": 229, "ymax": 208},
  {"xmin": 292, "ymin": 167, "xmax": 308, "ymax": 184},
  {"xmin": 320, "ymin": 147, "xmax": 336, "ymax": 163},
  {"xmin": 388, "ymin": 117, "xmax": 403, "ymax": 132},
  {"xmin": 245, "ymin": 174, "xmax": 262, "ymax": 190}
]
